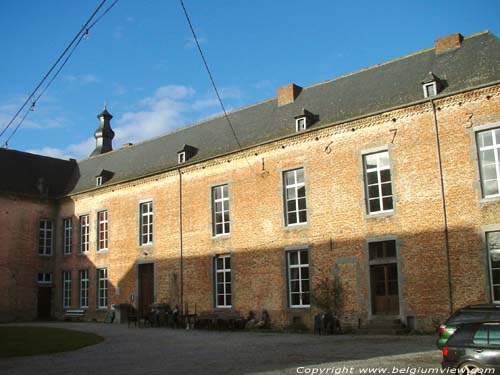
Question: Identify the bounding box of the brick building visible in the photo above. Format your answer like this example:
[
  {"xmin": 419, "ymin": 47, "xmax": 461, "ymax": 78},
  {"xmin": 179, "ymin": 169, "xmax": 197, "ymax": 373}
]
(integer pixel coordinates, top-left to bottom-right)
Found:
[{"xmin": 1, "ymin": 31, "xmax": 500, "ymax": 332}]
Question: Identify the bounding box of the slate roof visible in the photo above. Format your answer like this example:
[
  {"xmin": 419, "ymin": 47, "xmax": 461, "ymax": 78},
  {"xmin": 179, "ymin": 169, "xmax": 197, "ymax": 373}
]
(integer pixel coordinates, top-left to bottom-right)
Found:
[
  {"xmin": 0, "ymin": 148, "xmax": 76, "ymax": 198},
  {"xmin": 2, "ymin": 31, "xmax": 500, "ymax": 198}
]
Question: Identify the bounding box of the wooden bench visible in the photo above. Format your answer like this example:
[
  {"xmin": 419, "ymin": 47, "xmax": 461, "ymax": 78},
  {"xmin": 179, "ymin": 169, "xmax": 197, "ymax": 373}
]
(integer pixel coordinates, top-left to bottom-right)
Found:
[{"xmin": 64, "ymin": 309, "xmax": 85, "ymax": 321}]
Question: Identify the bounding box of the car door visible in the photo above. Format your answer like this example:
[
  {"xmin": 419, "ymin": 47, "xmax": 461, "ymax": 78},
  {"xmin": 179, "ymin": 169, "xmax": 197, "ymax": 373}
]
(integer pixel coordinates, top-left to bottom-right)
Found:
[{"xmin": 472, "ymin": 324, "xmax": 500, "ymax": 369}]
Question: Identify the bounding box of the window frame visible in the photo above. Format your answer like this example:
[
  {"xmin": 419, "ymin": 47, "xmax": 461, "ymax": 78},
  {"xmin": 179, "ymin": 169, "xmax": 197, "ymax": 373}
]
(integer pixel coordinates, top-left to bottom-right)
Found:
[
  {"xmin": 283, "ymin": 167, "xmax": 308, "ymax": 227},
  {"xmin": 139, "ymin": 201, "xmax": 154, "ymax": 246},
  {"xmin": 97, "ymin": 210, "xmax": 109, "ymax": 251},
  {"xmin": 79, "ymin": 269, "xmax": 89, "ymax": 309},
  {"xmin": 96, "ymin": 176, "xmax": 103, "ymax": 187},
  {"xmin": 286, "ymin": 248, "xmax": 311, "ymax": 308},
  {"xmin": 422, "ymin": 82, "xmax": 437, "ymax": 98},
  {"xmin": 476, "ymin": 127, "xmax": 500, "ymax": 199},
  {"xmin": 178, "ymin": 152, "xmax": 186, "ymax": 164},
  {"xmin": 79, "ymin": 215, "xmax": 90, "ymax": 253},
  {"xmin": 97, "ymin": 268, "xmax": 108, "ymax": 309},
  {"xmin": 37, "ymin": 272, "xmax": 52, "ymax": 284},
  {"xmin": 38, "ymin": 219, "xmax": 54, "ymax": 256},
  {"xmin": 487, "ymin": 231, "xmax": 500, "ymax": 303},
  {"xmin": 295, "ymin": 117, "xmax": 308, "ymax": 132},
  {"xmin": 212, "ymin": 184, "xmax": 230, "ymax": 237},
  {"xmin": 63, "ymin": 217, "xmax": 72, "ymax": 255},
  {"xmin": 363, "ymin": 150, "xmax": 394, "ymax": 215},
  {"xmin": 214, "ymin": 254, "xmax": 232, "ymax": 308},
  {"xmin": 62, "ymin": 270, "xmax": 72, "ymax": 309}
]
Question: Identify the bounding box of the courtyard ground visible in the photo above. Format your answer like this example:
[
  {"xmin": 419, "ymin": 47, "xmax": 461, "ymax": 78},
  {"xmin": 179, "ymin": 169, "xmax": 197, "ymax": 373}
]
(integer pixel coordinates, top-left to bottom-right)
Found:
[{"xmin": 0, "ymin": 322, "xmax": 441, "ymax": 375}]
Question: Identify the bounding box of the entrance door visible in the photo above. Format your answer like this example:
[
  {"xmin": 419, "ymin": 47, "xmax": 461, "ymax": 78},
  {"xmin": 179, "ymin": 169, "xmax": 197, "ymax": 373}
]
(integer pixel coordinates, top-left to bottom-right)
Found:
[
  {"xmin": 37, "ymin": 287, "xmax": 51, "ymax": 319},
  {"xmin": 371, "ymin": 263, "xmax": 399, "ymax": 315},
  {"xmin": 138, "ymin": 263, "xmax": 154, "ymax": 317}
]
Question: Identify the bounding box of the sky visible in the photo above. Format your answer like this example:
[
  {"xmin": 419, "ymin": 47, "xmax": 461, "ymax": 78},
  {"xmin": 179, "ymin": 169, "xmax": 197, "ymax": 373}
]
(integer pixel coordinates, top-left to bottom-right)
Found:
[{"xmin": 0, "ymin": 0, "xmax": 499, "ymax": 160}]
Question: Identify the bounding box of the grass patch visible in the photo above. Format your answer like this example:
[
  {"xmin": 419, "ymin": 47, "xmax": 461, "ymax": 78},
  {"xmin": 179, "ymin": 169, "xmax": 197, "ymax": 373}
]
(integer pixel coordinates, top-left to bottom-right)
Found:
[{"xmin": 0, "ymin": 326, "xmax": 104, "ymax": 357}]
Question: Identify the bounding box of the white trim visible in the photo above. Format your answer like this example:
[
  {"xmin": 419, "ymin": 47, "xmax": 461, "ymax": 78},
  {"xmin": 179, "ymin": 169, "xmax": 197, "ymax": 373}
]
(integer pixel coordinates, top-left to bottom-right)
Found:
[
  {"xmin": 476, "ymin": 127, "xmax": 500, "ymax": 199},
  {"xmin": 37, "ymin": 272, "xmax": 52, "ymax": 284},
  {"xmin": 212, "ymin": 185, "xmax": 230, "ymax": 236},
  {"xmin": 295, "ymin": 117, "xmax": 308, "ymax": 132},
  {"xmin": 97, "ymin": 210, "xmax": 109, "ymax": 251},
  {"xmin": 487, "ymin": 231, "xmax": 500, "ymax": 303},
  {"xmin": 79, "ymin": 215, "xmax": 90, "ymax": 253},
  {"xmin": 423, "ymin": 82, "xmax": 437, "ymax": 98},
  {"xmin": 215, "ymin": 254, "xmax": 232, "ymax": 308},
  {"xmin": 97, "ymin": 268, "xmax": 108, "ymax": 309},
  {"xmin": 96, "ymin": 176, "xmax": 103, "ymax": 187},
  {"xmin": 364, "ymin": 151, "xmax": 394, "ymax": 214},
  {"xmin": 140, "ymin": 201, "xmax": 153, "ymax": 246},
  {"xmin": 283, "ymin": 168, "xmax": 307, "ymax": 226},
  {"xmin": 177, "ymin": 151, "xmax": 186, "ymax": 164},
  {"xmin": 287, "ymin": 249, "xmax": 310, "ymax": 308}
]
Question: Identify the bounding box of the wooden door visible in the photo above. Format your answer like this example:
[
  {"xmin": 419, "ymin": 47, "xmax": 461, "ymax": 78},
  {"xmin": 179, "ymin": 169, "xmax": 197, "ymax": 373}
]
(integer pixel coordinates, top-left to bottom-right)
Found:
[
  {"xmin": 371, "ymin": 263, "xmax": 399, "ymax": 315},
  {"xmin": 37, "ymin": 287, "xmax": 51, "ymax": 319},
  {"xmin": 138, "ymin": 263, "xmax": 154, "ymax": 317}
]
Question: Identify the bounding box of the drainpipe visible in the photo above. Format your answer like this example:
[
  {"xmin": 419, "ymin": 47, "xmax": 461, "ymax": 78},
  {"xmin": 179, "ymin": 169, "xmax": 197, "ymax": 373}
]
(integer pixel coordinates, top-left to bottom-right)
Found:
[
  {"xmin": 430, "ymin": 99, "xmax": 454, "ymax": 314},
  {"xmin": 177, "ymin": 168, "xmax": 184, "ymax": 313}
]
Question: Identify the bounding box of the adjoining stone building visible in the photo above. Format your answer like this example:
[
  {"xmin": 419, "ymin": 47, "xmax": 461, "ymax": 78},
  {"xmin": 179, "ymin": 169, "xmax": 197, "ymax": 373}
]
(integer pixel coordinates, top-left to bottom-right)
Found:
[{"xmin": 2, "ymin": 31, "xmax": 500, "ymax": 332}]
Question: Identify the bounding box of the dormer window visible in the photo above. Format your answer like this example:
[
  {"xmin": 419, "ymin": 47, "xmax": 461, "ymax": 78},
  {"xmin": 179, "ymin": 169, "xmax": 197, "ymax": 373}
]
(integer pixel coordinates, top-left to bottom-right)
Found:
[
  {"xmin": 422, "ymin": 72, "xmax": 442, "ymax": 98},
  {"xmin": 296, "ymin": 117, "xmax": 308, "ymax": 132},
  {"xmin": 95, "ymin": 169, "xmax": 113, "ymax": 187},
  {"xmin": 177, "ymin": 144, "xmax": 198, "ymax": 165},
  {"xmin": 178, "ymin": 151, "xmax": 186, "ymax": 164},
  {"xmin": 294, "ymin": 109, "xmax": 315, "ymax": 133}
]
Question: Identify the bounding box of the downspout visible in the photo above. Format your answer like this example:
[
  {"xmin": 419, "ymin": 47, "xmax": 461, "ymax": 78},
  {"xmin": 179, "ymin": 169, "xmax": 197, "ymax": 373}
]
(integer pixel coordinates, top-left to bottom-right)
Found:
[
  {"xmin": 177, "ymin": 168, "xmax": 184, "ymax": 313},
  {"xmin": 430, "ymin": 99, "xmax": 454, "ymax": 314}
]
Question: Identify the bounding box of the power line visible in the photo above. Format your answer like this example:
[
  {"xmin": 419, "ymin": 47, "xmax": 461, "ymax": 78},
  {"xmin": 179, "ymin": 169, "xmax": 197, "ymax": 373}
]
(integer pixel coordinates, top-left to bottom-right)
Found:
[{"xmin": 0, "ymin": 0, "xmax": 113, "ymax": 146}]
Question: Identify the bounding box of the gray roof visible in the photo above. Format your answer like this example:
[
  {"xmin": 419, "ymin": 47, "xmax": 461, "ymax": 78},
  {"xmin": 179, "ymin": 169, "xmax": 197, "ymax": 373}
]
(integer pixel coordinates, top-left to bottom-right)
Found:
[{"xmin": 3, "ymin": 31, "xmax": 500, "ymax": 197}]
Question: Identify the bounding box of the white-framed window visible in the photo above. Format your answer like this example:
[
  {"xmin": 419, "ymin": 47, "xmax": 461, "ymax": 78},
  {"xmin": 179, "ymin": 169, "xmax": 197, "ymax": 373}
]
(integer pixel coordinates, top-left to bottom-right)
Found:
[
  {"xmin": 178, "ymin": 152, "xmax": 186, "ymax": 164},
  {"xmin": 62, "ymin": 271, "xmax": 72, "ymax": 309},
  {"xmin": 96, "ymin": 176, "xmax": 103, "ymax": 187},
  {"xmin": 487, "ymin": 231, "xmax": 500, "ymax": 303},
  {"xmin": 364, "ymin": 151, "xmax": 394, "ymax": 214},
  {"xmin": 79, "ymin": 269, "xmax": 89, "ymax": 308},
  {"xmin": 97, "ymin": 268, "xmax": 108, "ymax": 309},
  {"xmin": 140, "ymin": 201, "xmax": 153, "ymax": 245},
  {"xmin": 63, "ymin": 218, "xmax": 72, "ymax": 255},
  {"xmin": 212, "ymin": 184, "xmax": 230, "ymax": 236},
  {"xmin": 97, "ymin": 210, "xmax": 108, "ymax": 251},
  {"xmin": 215, "ymin": 255, "xmax": 232, "ymax": 308},
  {"xmin": 38, "ymin": 219, "xmax": 53, "ymax": 255},
  {"xmin": 79, "ymin": 215, "xmax": 90, "ymax": 253},
  {"xmin": 37, "ymin": 272, "xmax": 52, "ymax": 284},
  {"xmin": 477, "ymin": 128, "xmax": 500, "ymax": 198},
  {"xmin": 287, "ymin": 249, "xmax": 310, "ymax": 307},
  {"xmin": 283, "ymin": 168, "xmax": 307, "ymax": 226},
  {"xmin": 423, "ymin": 82, "xmax": 437, "ymax": 98},
  {"xmin": 295, "ymin": 117, "xmax": 308, "ymax": 132}
]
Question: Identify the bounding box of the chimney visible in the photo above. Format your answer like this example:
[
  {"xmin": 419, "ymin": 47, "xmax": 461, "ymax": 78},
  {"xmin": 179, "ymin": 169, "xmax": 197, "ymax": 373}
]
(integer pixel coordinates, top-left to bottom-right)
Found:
[
  {"xmin": 90, "ymin": 107, "xmax": 115, "ymax": 157},
  {"xmin": 277, "ymin": 83, "xmax": 302, "ymax": 107},
  {"xmin": 434, "ymin": 33, "xmax": 463, "ymax": 53}
]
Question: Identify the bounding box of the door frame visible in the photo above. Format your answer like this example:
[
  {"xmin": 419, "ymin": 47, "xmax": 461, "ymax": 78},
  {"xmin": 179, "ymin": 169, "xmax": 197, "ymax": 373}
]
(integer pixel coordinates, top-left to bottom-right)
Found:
[
  {"xmin": 136, "ymin": 260, "xmax": 156, "ymax": 317},
  {"xmin": 37, "ymin": 286, "xmax": 52, "ymax": 319},
  {"xmin": 365, "ymin": 236, "xmax": 404, "ymax": 321}
]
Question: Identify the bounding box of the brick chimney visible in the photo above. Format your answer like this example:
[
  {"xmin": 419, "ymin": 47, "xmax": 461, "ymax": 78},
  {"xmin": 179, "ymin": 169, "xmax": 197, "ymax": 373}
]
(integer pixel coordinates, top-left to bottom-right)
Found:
[
  {"xmin": 434, "ymin": 33, "xmax": 463, "ymax": 53},
  {"xmin": 277, "ymin": 83, "xmax": 302, "ymax": 107}
]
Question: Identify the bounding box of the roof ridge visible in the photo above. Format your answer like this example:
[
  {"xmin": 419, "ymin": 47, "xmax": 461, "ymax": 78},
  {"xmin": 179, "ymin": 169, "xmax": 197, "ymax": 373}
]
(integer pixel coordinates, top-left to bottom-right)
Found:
[{"xmin": 0, "ymin": 147, "xmax": 74, "ymax": 163}]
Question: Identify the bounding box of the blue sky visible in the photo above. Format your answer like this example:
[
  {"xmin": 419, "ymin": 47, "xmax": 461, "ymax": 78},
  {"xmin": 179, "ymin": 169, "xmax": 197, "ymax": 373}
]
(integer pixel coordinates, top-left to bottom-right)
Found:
[{"xmin": 1, "ymin": 0, "xmax": 499, "ymax": 160}]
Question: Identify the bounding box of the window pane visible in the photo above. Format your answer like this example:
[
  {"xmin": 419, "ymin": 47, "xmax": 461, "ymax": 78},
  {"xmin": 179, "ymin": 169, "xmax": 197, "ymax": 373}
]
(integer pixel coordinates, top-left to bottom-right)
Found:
[
  {"xmin": 489, "ymin": 326, "xmax": 500, "ymax": 345},
  {"xmin": 288, "ymin": 213, "xmax": 297, "ymax": 225},
  {"xmin": 480, "ymin": 150, "xmax": 496, "ymax": 163},
  {"xmin": 215, "ymin": 213, "xmax": 223, "ymax": 223},
  {"xmin": 301, "ymin": 267, "xmax": 309, "ymax": 279},
  {"xmin": 301, "ymin": 280, "xmax": 310, "ymax": 293},
  {"xmin": 298, "ymin": 198, "xmax": 307, "ymax": 210},
  {"xmin": 222, "ymin": 185, "xmax": 228, "ymax": 198},
  {"xmin": 290, "ymin": 268, "xmax": 299, "ymax": 280},
  {"xmin": 300, "ymin": 251, "xmax": 308, "ymax": 265},
  {"xmin": 225, "ymin": 271, "xmax": 231, "ymax": 283},
  {"xmin": 217, "ymin": 283, "xmax": 224, "ymax": 294},
  {"xmin": 484, "ymin": 180, "xmax": 500, "ymax": 196},
  {"xmin": 217, "ymin": 258, "xmax": 224, "ymax": 269},
  {"xmin": 483, "ymin": 164, "xmax": 498, "ymax": 180},
  {"xmin": 479, "ymin": 131, "xmax": 494, "ymax": 148},
  {"xmin": 217, "ymin": 295, "xmax": 224, "ymax": 306},
  {"xmin": 224, "ymin": 223, "xmax": 230, "ymax": 233},
  {"xmin": 297, "ymin": 186, "xmax": 306, "ymax": 198},
  {"xmin": 226, "ymin": 283, "xmax": 231, "ymax": 294},
  {"xmin": 287, "ymin": 200, "xmax": 297, "ymax": 212},
  {"xmin": 296, "ymin": 169, "xmax": 304, "ymax": 183},
  {"xmin": 381, "ymin": 183, "xmax": 392, "ymax": 196},
  {"xmin": 223, "ymin": 212, "xmax": 229, "ymax": 222},
  {"xmin": 287, "ymin": 187, "xmax": 296, "ymax": 200},
  {"xmin": 215, "ymin": 224, "xmax": 223, "ymax": 234},
  {"xmin": 291, "ymin": 293, "xmax": 301, "ymax": 306},
  {"xmin": 473, "ymin": 327, "xmax": 489, "ymax": 345},
  {"xmin": 382, "ymin": 197, "xmax": 394, "ymax": 210},
  {"xmin": 298, "ymin": 211, "xmax": 307, "ymax": 223},
  {"xmin": 226, "ymin": 295, "xmax": 232, "ymax": 306},
  {"xmin": 302, "ymin": 292, "xmax": 310, "ymax": 305},
  {"xmin": 367, "ymin": 171, "xmax": 378, "ymax": 185},
  {"xmin": 290, "ymin": 280, "xmax": 300, "ymax": 293},
  {"xmin": 369, "ymin": 199, "xmax": 380, "ymax": 213},
  {"xmin": 289, "ymin": 252, "xmax": 298, "ymax": 265},
  {"xmin": 380, "ymin": 169, "xmax": 391, "ymax": 183},
  {"xmin": 378, "ymin": 152, "xmax": 390, "ymax": 167},
  {"xmin": 215, "ymin": 202, "xmax": 222, "ymax": 212},
  {"xmin": 493, "ymin": 270, "xmax": 500, "ymax": 285},
  {"xmin": 214, "ymin": 187, "xmax": 221, "ymax": 200},
  {"xmin": 368, "ymin": 185, "xmax": 379, "ymax": 198},
  {"xmin": 285, "ymin": 171, "xmax": 295, "ymax": 186},
  {"xmin": 365, "ymin": 154, "xmax": 378, "ymax": 169}
]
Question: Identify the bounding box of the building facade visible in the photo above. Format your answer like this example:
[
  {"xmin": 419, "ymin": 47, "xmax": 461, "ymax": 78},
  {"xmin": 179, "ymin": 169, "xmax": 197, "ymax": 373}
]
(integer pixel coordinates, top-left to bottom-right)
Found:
[{"xmin": 2, "ymin": 31, "xmax": 500, "ymax": 332}]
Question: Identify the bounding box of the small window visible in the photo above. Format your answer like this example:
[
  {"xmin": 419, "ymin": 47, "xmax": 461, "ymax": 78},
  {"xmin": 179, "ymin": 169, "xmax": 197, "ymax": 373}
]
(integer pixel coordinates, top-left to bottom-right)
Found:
[
  {"xmin": 212, "ymin": 185, "xmax": 230, "ymax": 236},
  {"xmin": 178, "ymin": 152, "xmax": 186, "ymax": 164},
  {"xmin": 477, "ymin": 128, "xmax": 500, "ymax": 198},
  {"xmin": 37, "ymin": 272, "xmax": 52, "ymax": 284},
  {"xmin": 140, "ymin": 201, "xmax": 153, "ymax": 245},
  {"xmin": 97, "ymin": 268, "xmax": 108, "ymax": 309},
  {"xmin": 96, "ymin": 176, "xmax": 103, "ymax": 187},
  {"xmin": 287, "ymin": 249, "xmax": 310, "ymax": 307},
  {"xmin": 62, "ymin": 271, "xmax": 72, "ymax": 309},
  {"xmin": 283, "ymin": 168, "xmax": 307, "ymax": 226},
  {"xmin": 296, "ymin": 117, "xmax": 307, "ymax": 132},
  {"xmin": 97, "ymin": 210, "xmax": 108, "ymax": 251},
  {"xmin": 423, "ymin": 82, "xmax": 437, "ymax": 98},
  {"xmin": 369, "ymin": 240, "xmax": 396, "ymax": 260},
  {"xmin": 214, "ymin": 254, "xmax": 232, "ymax": 308},
  {"xmin": 38, "ymin": 219, "xmax": 54, "ymax": 255}
]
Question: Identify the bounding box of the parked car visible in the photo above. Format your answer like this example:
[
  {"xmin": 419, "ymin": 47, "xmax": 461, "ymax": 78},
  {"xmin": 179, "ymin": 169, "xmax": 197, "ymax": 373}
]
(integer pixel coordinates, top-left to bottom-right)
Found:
[
  {"xmin": 437, "ymin": 304, "xmax": 500, "ymax": 349},
  {"xmin": 442, "ymin": 321, "xmax": 500, "ymax": 373}
]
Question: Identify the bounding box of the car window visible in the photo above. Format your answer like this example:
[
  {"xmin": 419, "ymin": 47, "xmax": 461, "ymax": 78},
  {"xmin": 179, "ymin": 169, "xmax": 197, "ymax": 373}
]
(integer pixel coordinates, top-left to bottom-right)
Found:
[
  {"xmin": 450, "ymin": 311, "xmax": 491, "ymax": 324},
  {"xmin": 489, "ymin": 325, "xmax": 500, "ymax": 345},
  {"xmin": 473, "ymin": 326, "xmax": 489, "ymax": 345}
]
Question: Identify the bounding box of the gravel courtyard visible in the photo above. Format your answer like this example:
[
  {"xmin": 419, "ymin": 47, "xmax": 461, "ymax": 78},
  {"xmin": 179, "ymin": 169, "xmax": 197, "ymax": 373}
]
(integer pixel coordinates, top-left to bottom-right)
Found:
[{"xmin": 0, "ymin": 322, "xmax": 441, "ymax": 375}]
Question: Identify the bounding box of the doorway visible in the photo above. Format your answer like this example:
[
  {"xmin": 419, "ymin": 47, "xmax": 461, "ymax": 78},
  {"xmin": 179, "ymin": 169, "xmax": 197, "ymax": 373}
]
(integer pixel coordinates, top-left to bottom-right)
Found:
[
  {"xmin": 368, "ymin": 240, "xmax": 400, "ymax": 315},
  {"xmin": 37, "ymin": 287, "xmax": 52, "ymax": 319},
  {"xmin": 138, "ymin": 263, "xmax": 154, "ymax": 317}
]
